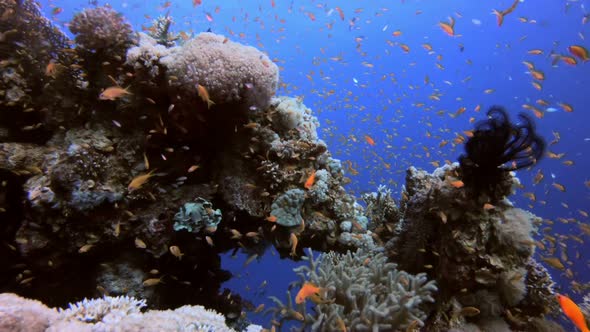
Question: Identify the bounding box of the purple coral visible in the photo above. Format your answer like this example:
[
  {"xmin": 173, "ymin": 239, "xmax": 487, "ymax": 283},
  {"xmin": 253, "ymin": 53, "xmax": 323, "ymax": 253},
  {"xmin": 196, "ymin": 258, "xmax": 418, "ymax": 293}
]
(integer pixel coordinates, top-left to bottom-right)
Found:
[{"xmin": 69, "ymin": 6, "xmax": 134, "ymax": 54}]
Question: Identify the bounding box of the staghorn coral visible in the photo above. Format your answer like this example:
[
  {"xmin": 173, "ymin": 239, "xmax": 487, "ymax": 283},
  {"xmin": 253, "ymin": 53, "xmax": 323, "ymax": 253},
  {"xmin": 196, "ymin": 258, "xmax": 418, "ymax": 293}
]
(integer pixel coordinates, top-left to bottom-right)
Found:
[
  {"xmin": 147, "ymin": 14, "xmax": 179, "ymax": 47},
  {"xmin": 69, "ymin": 6, "xmax": 134, "ymax": 56},
  {"xmin": 267, "ymin": 248, "xmax": 437, "ymax": 331},
  {"xmin": 161, "ymin": 32, "xmax": 279, "ymax": 109},
  {"xmin": 459, "ymin": 106, "xmax": 545, "ymax": 202}
]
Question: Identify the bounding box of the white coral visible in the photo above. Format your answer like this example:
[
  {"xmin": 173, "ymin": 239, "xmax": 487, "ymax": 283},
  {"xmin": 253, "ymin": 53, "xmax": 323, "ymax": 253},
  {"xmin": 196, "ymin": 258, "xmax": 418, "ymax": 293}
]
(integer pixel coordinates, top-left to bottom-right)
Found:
[
  {"xmin": 125, "ymin": 33, "xmax": 172, "ymax": 78},
  {"xmin": 58, "ymin": 295, "xmax": 147, "ymax": 323},
  {"xmin": 161, "ymin": 32, "xmax": 278, "ymax": 109}
]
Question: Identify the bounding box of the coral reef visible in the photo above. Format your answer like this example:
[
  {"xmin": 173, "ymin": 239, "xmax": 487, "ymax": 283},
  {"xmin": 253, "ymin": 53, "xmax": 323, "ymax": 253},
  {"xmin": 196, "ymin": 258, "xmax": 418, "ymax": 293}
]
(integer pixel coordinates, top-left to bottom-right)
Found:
[
  {"xmin": 0, "ymin": 4, "xmax": 569, "ymax": 332},
  {"xmin": 266, "ymin": 248, "xmax": 437, "ymax": 331},
  {"xmin": 0, "ymin": 293, "xmax": 263, "ymax": 332},
  {"xmin": 0, "ymin": 0, "xmax": 76, "ymax": 141},
  {"xmin": 385, "ymin": 163, "xmax": 558, "ymax": 331}
]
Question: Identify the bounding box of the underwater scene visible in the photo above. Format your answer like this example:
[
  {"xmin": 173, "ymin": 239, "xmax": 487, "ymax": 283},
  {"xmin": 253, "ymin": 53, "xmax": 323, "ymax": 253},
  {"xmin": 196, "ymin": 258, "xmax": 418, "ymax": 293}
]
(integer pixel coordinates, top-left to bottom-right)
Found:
[{"xmin": 1, "ymin": 0, "xmax": 590, "ymax": 331}]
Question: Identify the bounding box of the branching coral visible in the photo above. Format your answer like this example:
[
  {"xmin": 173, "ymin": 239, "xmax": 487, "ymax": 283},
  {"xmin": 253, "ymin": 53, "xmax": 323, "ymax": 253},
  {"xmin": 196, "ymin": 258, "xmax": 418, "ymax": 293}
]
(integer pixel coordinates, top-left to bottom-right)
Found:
[
  {"xmin": 459, "ymin": 106, "xmax": 545, "ymax": 199},
  {"xmin": 362, "ymin": 185, "xmax": 401, "ymax": 239},
  {"xmin": 266, "ymin": 248, "xmax": 437, "ymax": 331},
  {"xmin": 147, "ymin": 14, "xmax": 178, "ymax": 47}
]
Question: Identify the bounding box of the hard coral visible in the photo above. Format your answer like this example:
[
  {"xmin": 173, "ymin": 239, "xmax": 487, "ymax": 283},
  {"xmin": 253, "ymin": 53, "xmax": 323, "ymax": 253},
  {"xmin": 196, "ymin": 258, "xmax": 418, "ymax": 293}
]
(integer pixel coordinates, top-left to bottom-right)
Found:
[
  {"xmin": 69, "ymin": 6, "xmax": 134, "ymax": 55},
  {"xmin": 271, "ymin": 248, "xmax": 437, "ymax": 331},
  {"xmin": 161, "ymin": 32, "xmax": 279, "ymax": 110},
  {"xmin": 0, "ymin": 293, "xmax": 247, "ymax": 332},
  {"xmin": 459, "ymin": 106, "xmax": 545, "ymax": 199}
]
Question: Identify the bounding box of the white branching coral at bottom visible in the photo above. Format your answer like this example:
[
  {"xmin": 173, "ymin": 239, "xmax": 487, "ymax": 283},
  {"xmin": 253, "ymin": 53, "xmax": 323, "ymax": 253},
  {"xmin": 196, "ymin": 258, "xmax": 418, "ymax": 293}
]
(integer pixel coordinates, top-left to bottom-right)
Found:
[{"xmin": 266, "ymin": 248, "xmax": 437, "ymax": 332}]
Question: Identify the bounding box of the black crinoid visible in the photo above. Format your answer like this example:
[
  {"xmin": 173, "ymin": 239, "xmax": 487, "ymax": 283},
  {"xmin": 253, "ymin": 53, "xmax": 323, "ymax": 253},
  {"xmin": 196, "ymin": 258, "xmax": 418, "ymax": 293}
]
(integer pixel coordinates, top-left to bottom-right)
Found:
[{"xmin": 458, "ymin": 106, "xmax": 545, "ymax": 200}]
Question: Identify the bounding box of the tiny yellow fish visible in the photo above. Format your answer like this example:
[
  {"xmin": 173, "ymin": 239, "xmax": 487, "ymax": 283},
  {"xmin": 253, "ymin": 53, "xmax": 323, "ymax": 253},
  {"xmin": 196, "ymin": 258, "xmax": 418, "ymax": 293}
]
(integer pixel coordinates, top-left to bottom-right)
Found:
[
  {"xmin": 128, "ymin": 169, "xmax": 158, "ymax": 192},
  {"xmin": 135, "ymin": 237, "xmax": 147, "ymax": 249},
  {"xmin": 169, "ymin": 245, "xmax": 184, "ymax": 260},
  {"xmin": 197, "ymin": 84, "xmax": 215, "ymax": 109}
]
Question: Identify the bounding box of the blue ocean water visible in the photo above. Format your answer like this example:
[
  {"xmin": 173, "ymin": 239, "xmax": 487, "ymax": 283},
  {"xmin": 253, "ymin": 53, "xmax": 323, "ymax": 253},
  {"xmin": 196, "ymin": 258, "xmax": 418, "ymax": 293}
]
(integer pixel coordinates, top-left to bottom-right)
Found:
[{"xmin": 40, "ymin": 0, "xmax": 590, "ymax": 329}]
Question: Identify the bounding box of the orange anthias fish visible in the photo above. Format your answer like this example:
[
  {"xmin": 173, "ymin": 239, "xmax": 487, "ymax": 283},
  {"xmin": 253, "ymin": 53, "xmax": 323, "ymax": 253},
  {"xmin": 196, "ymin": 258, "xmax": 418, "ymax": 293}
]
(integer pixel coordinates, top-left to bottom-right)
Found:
[
  {"xmin": 492, "ymin": 0, "xmax": 520, "ymax": 26},
  {"xmin": 128, "ymin": 169, "xmax": 157, "ymax": 192},
  {"xmin": 99, "ymin": 86, "xmax": 132, "ymax": 101},
  {"xmin": 438, "ymin": 17, "xmax": 455, "ymax": 36},
  {"xmin": 568, "ymin": 45, "xmax": 589, "ymax": 61},
  {"xmin": 556, "ymin": 294, "xmax": 590, "ymax": 332},
  {"xmin": 304, "ymin": 170, "xmax": 316, "ymax": 189},
  {"xmin": 295, "ymin": 282, "xmax": 334, "ymax": 305},
  {"xmin": 197, "ymin": 84, "xmax": 215, "ymax": 109},
  {"xmin": 364, "ymin": 135, "xmax": 376, "ymax": 146},
  {"xmin": 295, "ymin": 282, "xmax": 321, "ymax": 304}
]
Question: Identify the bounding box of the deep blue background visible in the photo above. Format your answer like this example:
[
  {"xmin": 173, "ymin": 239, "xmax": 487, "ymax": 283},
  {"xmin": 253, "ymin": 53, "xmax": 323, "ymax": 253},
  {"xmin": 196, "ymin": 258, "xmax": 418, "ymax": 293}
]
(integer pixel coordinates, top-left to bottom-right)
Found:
[{"xmin": 41, "ymin": 0, "xmax": 590, "ymax": 329}]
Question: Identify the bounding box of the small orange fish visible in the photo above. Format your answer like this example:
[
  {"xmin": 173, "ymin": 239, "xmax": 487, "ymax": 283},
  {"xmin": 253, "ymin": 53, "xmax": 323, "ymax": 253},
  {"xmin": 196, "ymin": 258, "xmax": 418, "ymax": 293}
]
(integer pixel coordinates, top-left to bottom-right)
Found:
[
  {"xmin": 142, "ymin": 277, "xmax": 164, "ymax": 287},
  {"xmin": 552, "ymin": 182, "xmax": 566, "ymax": 192},
  {"xmin": 439, "ymin": 17, "xmax": 455, "ymax": 36},
  {"xmin": 556, "ymin": 294, "xmax": 590, "ymax": 332},
  {"xmin": 45, "ymin": 60, "xmax": 60, "ymax": 78},
  {"xmin": 304, "ymin": 170, "xmax": 316, "ymax": 189},
  {"xmin": 450, "ymin": 180, "xmax": 464, "ymax": 188},
  {"xmin": 128, "ymin": 169, "xmax": 157, "ymax": 192},
  {"xmin": 492, "ymin": 0, "xmax": 520, "ymax": 27},
  {"xmin": 568, "ymin": 45, "xmax": 589, "ymax": 61},
  {"xmin": 197, "ymin": 84, "xmax": 215, "ymax": 109},
  {"xmin": 187, "ymin": 165, "xmax": 200, "ymax": 173},
  {"xmin": 99, "ymin": 86, "xmax": 132, "ymax": 101},
  {"xmin": 335, "ymin": 7, "xmax": 344, "ymax": 21},
  {"xmin": 289, "ymin": 232, "xmax": 298, "ymax": 257},
  {"xmin": 266, "ymin": 215, "xmax": 278, "ymax": 222},
  {"xmin": 169, "ymin": 245, "xmax": 184, "ymax": 260},
  {"xmin": 558, "ymin": 102, "xmax": 574, "ymax": 113},
  {"xmin": 561, "ymin": 55, "xmax": 578, "ymax": 66},
  {"xmin": 483, "ymin": 203, "xmax": 495, "ymax": 210},
  {"xmin": 364, "ymin": 135, "xmax": 376, "ymax": 146},
  {"xmin": 295, "ymin": 282, "xmax": 321, "ymax": 304}
]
